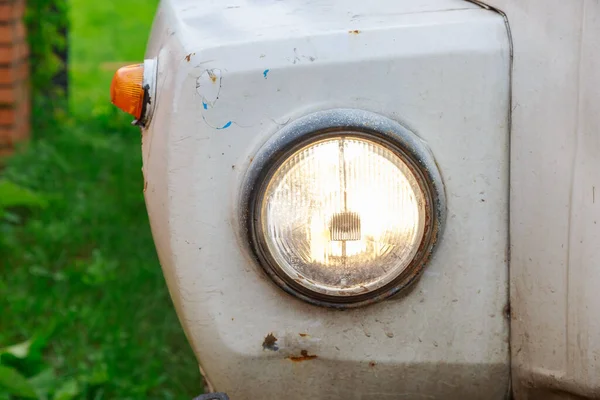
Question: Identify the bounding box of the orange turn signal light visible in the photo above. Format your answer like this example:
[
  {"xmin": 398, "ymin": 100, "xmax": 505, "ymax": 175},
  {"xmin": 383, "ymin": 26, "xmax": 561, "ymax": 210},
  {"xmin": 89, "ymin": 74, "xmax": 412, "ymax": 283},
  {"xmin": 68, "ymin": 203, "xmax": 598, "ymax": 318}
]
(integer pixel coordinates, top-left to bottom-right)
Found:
[{"xmin": 110, "ymin": 64, "xmax": 145, "ymax": 120}]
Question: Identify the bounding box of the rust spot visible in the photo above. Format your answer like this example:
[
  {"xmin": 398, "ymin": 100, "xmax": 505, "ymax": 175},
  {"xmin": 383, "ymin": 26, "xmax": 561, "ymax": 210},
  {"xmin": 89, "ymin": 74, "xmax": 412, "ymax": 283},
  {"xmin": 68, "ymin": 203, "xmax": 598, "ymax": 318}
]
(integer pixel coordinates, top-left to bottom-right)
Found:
[
  {"xmin": 185, "ymin": 53, "xmax": 193, "ymax": 62},
  {"xmin": 369, "ymin": 361, "xmax": 376, "ymax": 367},
  {"xmin": 349, "ymin": 29, "xmax": 360, "ymax": 34},
  {"xmin": 262, "ymin": 333, "xmax": 279, "ymax": 351},
  {"xmin": 288, "ymin": 350, "xmax": 317, "ymax": 362},
  {"xmin": 210, "ymin": 75, "xmax": 217, "ymax": 83},
  {"xmin": 299, "ymin": 333, "xmax": 308, "ymax": 337}
]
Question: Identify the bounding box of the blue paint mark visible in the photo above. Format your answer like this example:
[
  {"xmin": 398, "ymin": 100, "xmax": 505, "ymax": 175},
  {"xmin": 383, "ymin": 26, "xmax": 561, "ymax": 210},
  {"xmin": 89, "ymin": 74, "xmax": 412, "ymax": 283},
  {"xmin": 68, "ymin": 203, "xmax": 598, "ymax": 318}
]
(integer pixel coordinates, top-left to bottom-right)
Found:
[
  {"xmin": 217, "ymin": 121, "xmax": 232, "ymax": 130},
  {"xmin": 202, "ymin": 101, "xmax": 208, "ymax": 110},
  {"xmin": 263, "ymin": 69, "xmax": 270, "ymax": 79}
]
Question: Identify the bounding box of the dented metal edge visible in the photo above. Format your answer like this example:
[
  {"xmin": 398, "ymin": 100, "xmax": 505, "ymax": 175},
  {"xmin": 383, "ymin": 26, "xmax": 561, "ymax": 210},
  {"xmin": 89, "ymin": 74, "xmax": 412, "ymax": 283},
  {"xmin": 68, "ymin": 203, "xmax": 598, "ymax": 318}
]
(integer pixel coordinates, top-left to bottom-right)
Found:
[{"xmin": 467, "ymin": 2, "xmax": 515, "ymax": 399}]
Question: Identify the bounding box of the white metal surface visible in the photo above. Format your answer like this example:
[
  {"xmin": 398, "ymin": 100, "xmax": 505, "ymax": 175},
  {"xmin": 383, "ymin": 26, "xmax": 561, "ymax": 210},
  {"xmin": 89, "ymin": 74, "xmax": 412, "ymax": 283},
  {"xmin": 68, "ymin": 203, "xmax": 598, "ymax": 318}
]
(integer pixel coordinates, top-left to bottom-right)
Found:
[
  {"xmin": 142, "ymin": 1, "xmax": 511, "ymax": 398},
  {"xmin": 474, "ymin": 1, "xmax": 600, "ymax": 399}
]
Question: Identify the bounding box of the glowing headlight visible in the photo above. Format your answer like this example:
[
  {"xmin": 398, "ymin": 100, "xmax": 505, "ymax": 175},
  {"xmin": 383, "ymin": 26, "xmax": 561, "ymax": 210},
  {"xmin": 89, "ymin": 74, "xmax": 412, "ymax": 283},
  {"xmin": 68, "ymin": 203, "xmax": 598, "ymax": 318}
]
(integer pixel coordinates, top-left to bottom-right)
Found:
[{"xmin": 246, "ymin": 111, "xmax": 444, "ymax": 308}]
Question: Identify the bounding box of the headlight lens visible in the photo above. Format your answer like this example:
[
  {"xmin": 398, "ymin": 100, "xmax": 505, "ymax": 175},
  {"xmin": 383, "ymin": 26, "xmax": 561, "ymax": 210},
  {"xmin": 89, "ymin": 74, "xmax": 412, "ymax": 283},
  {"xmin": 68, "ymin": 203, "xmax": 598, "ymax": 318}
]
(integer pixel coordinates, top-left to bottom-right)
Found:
[{"xmin": 258, "ymin": 135, "xmax": 428, "ymax": 298}]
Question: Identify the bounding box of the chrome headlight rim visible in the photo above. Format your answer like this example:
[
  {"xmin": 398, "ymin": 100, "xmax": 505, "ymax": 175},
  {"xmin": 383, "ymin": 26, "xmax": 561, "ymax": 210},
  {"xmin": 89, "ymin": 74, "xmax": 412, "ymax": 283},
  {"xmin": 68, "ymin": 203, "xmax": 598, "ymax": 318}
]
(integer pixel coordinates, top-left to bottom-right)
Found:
[{"xmin": 242, "ymin": 109, "xmax": 446, "ymax": 309}]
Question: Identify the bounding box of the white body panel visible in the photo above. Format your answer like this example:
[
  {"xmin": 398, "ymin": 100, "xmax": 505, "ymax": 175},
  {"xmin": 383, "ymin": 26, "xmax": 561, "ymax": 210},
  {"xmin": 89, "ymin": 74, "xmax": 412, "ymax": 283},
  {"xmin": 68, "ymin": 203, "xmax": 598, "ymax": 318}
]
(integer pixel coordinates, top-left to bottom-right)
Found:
[
  {"xmin": 142, "ymin": 1, "xmax": 511, "ymax": 398},
  {"xmin": 478, "ymin": 1, "xmax": 600, "ymax": 399}
]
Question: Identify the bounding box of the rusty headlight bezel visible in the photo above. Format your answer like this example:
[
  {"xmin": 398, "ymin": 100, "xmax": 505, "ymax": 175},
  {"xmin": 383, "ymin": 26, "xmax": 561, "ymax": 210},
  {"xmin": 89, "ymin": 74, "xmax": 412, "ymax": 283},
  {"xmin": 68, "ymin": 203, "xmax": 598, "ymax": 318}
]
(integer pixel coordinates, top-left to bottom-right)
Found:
[{"xmin": 240, "ymin": 109, "xmax": 446, "ymax": 309}]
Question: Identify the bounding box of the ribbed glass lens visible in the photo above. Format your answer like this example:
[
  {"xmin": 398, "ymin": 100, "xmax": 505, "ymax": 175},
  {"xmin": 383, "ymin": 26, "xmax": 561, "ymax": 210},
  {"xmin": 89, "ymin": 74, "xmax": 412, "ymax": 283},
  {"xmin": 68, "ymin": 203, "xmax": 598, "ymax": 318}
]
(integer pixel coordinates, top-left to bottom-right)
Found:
[{"xmin": 260, "ymin": 136, "xmax": 427, "ymax": 297}]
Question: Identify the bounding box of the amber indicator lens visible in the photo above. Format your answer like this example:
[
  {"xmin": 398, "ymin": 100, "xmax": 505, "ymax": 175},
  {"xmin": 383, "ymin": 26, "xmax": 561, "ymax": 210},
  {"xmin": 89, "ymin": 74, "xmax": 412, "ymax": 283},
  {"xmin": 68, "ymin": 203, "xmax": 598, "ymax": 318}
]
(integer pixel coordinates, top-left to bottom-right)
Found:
[{"xmin": 110, "ymin": 64, "xmax": 145, "ymax": 119}]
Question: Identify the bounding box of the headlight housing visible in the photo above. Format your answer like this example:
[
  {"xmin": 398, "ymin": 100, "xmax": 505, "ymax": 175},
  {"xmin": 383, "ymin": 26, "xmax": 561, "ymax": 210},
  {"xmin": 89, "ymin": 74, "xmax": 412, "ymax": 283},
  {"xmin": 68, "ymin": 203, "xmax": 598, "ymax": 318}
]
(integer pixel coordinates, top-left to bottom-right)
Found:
[{"xmin": 243, "ymin": 110, "xmax": 445, "ymax": 308}]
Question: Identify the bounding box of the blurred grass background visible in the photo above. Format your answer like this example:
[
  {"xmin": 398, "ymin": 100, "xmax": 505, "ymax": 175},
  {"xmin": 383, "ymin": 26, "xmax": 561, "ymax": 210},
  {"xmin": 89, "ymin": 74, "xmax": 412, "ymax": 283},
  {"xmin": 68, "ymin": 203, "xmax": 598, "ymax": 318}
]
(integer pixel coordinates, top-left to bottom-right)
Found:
[{"xmin": 0, "ymin": 1, "xmax": 202, "ymax": 399}]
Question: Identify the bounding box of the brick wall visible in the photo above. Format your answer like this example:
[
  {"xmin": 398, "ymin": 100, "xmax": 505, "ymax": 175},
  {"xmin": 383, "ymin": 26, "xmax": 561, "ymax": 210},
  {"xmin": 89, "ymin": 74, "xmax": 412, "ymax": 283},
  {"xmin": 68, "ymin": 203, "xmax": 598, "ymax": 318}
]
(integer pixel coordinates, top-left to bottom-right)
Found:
[{"xmin": 0, "ymin": 0, "xmax": 29, "ymax": 157}]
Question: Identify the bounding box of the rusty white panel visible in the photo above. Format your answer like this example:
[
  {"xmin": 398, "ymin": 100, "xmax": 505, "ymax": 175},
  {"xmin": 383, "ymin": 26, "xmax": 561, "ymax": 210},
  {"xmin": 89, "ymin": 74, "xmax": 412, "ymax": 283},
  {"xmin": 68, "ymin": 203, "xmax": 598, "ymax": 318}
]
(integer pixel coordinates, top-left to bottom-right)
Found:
[
  {"xmin": 143, "ymin": 1, "xmax": 511, "ymax": 399},
  {"xmin": 478, "ymin": 0, "xmax": 600, "ymax": 398}
]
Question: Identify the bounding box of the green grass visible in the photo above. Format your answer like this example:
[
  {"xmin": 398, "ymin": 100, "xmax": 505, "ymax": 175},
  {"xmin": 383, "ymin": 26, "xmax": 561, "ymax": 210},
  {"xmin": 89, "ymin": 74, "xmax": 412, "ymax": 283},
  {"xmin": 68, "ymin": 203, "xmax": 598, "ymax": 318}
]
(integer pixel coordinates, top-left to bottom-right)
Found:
[{"xmin": 0, "ymin": 1, "xmax": 202, "ymax": 399}]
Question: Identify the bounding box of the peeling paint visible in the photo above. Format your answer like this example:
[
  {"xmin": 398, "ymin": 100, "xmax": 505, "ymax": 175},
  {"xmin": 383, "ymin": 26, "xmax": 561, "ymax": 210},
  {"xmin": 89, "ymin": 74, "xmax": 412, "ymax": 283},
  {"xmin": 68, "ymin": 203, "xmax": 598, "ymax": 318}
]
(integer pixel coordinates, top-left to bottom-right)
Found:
[
  {"xmin": 262, "ymin": 333, "xmax": 278, "ymax": 351},
  {"xmin": 201, "ymin": 116, "xmax": 234, "ymax": 131}
]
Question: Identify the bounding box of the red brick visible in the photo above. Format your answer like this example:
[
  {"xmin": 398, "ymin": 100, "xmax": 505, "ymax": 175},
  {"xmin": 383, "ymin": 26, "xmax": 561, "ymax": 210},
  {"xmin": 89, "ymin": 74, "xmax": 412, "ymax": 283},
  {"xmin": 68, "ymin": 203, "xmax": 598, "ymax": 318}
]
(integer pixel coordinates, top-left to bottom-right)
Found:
[
  {"xmin": 0, "ymin": 47, "xmax": 14, "ymax": 65},
  {"xmin": 0, "ymin": 4, "xmax": 14, "ymax": 22},
  {"xmin": 0, "ymin": 0, "xmax": 30, "ymax": 156},
  {"xmin": 0, "ymin": 98, "xmax": 27, "ymax": 127},
  {"xmin": 0, "ymin": 85, "xmax": 25, "ymax": 104},
  {"xmin": 0, "ymin": 126, "xmax": 12, "ymax": 146},
  {"xmin": 0, "ymin": 63, "xmax": 22, "ymax": 85},
  {"xmin": 0, "ymin": 28, "xmax": 19, "ymax": 46},
  {"xmin": 0, "ymin": 61, "xmax": 29, "ymax": 84},
  {"xmin": 0, "ymin": 115, "xmax": 29, "ymax": 144},
  {"xmin": 0, "ymin": 85, "xmax": 16, "ymax": 104},
  {"xmin": 0, "ymin": 25, "xmax": 13, "ymax": 45},
  {"xmin": 0, "ymin": 21, "xmax": 24, "ymax": 45},
  {"xmin": 0, "ymin": 107, "xmax": 15, "ymax": 126},
  {"xmin": 0, "ymin": 46, "xmax": 11, "ymax": 64},
  {"xmin": 0, "ymin": 66, "xmax": 11, "ymax": 84},
  {"xmin": 0, "ymin": 40, "xmax": 27, "ymax": 64},
  {"xmin": 0, "ymin": 74, "xmax": 27, "ymax": 102}
]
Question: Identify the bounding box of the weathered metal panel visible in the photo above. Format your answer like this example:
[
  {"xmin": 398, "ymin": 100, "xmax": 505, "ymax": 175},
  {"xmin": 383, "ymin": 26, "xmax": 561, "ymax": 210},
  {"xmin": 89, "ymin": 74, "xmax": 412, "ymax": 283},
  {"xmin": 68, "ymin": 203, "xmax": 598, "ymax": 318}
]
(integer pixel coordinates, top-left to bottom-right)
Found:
[
  {"xmin": 143, "ymin": 1, "xmax": 511, "ymax": 398},
  {"xmin": 476, "ymin": 0, "xmax": 600, "ymax": 398}
]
